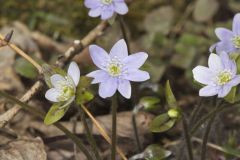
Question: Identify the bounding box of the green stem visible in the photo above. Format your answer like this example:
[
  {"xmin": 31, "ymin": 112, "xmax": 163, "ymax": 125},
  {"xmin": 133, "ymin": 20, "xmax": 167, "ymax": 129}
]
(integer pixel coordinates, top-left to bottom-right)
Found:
[
  {"xmin": 200, "ymin": 99, "xmax": 219, "ymax": 160},
  {"xmin": 189, "ymin": 98, "xmax": 203, "ymax": 126},
  {"xmin": 132, "ymin": 113, "xmax": 142, "ymax": 152},
  {"xmin": 118, "ymin": 16, "xmax": 130, "ymax": 54},
  {"xmin": 190, "ymin": 104, "xmax": 226, "ymax": 135},
  {"xmin": 80, "ymin": 105, "xmax": 102, "ymax": 160},
  {"xmin": 111, "ymin": 94, "xmax": 118, "ymax": 160},
  {"xmin": 182, "ymin": 115, "xmax": 194, "ymax": 160},
  {"xmin": 0, "ymin": 91, "xmax": 94, "ymax": 160},
  {"xmin": 200, "ymin": 113, "xmax": 216, "ymax": 160}
]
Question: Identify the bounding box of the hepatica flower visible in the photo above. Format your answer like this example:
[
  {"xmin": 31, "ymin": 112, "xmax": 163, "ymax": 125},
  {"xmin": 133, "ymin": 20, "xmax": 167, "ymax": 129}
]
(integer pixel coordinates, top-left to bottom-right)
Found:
[
  {"xmin": 45, "ymin": 62, "xmax": 80, "ymax": 105},
  {"xmin": 87, "ymin": 39, "xmax": 150, "ymax": 99},
  {"xmin": 210, "ymin": 13, "xmax": 240, "ymax": 53},
  {"xmin": 84, "ymin": 0, "xmax": 128, "ymax": 20},
  {"xmin": 193, "ymin": 52, "xmax": 240, "ymax": 98}
]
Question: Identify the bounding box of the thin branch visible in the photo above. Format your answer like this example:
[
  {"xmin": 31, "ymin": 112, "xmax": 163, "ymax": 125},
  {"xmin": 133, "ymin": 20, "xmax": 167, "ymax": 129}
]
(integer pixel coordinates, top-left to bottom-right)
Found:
[{"xmin": 0, "ymin": 21, "xmax": 109, "ymax": 128}]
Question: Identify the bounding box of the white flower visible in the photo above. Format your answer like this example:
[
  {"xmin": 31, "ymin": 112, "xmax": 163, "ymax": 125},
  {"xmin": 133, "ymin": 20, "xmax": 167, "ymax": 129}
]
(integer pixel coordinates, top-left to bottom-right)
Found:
[{"xmin": 45, "ymin": 62, "xmax": 80, "ymax": 105}]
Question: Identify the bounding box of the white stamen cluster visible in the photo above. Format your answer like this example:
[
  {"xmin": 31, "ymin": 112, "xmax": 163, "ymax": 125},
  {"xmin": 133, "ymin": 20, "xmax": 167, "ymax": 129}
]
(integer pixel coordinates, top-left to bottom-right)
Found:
[
  {"xmin": 106, "ymin": 56, "xmax": 126, "ymax": 77},
  {"xmin": 101, "ymin": 0, "xmax": 113, "ymax": 5},
  {"xmin": 232, "ymin": 36, "xmax": 240, "ymax": 48},
  {"xmin": 216, "ymin": 70, "xmax": 233, "ymax": 85}
]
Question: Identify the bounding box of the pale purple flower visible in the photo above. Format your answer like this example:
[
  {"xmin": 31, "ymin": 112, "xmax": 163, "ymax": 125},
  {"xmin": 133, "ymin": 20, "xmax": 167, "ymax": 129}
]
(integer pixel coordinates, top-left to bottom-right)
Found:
[
  {"xmin": 210, "ymin": 13, "xmax": 240, "ymax": 53},
  {"xmin": 45, "ymin": 62, "xmax": 80, "ymax": 105},
  {"xmin": 192, "ymin": 52, "xmax": 240, "ymax": 98},
  {"xmin": 87, "ymin": 39, "xmax": 150, "ymax": 99},
  {"xmin": 84, "ymin": 0, "xmax": 128, "ymax": 20}
]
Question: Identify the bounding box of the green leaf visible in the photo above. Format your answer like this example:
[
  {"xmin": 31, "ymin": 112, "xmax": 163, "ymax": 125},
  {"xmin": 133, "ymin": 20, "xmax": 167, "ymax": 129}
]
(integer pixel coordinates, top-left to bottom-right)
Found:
[
  {"xmin": 149, "ymin": 113, "xmax": 176, "ymax": 133},
  {"xmin": 76, "ymin": 76, "xmax": 94, "ymax": 105},
  {"xmin": 165, "ymin": 80, "xmax": 178, "ymax": 109},
  {"xmin": 224, "ymin": 87, "xmax": 237, "ymax": 104},
  {"xmin": 140, "ymin": 96, "xmax": 160, "ymax": 111},
  {"xmin": 14, "ymin": 57, "xmax": 38, "ymax": 79},
  {"xmin": 44, "ymin": 103, "xmax": 70, "ymax": 125}
]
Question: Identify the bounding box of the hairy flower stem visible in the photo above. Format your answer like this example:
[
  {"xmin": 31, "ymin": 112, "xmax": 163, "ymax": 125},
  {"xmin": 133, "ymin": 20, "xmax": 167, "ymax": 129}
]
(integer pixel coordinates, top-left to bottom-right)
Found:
[
  {"xmin": 0, "ymin": 91, "xmax": 94, "ymax": 160},
  {"xmin": 132, "ymin": 113, "xmax": 142, "ymax": 152},
  {"xmin": 0, "ymin": 34, "xmax": 42, "ymax": 72},
  {"xmin": 80, "ymin": 105, "xmax": 127, "ymax": 160},
  {"xmin": 182, "ymin": 114, "xmax": 194, "ymax": 160},
  {"xmin": 200, "ymin": 99, "xmax": 219, "ymax": 160},
  {"xmin": 190, "ymin": 104, "xmax": 226, "ymax": 135},
  {"xmin": 80, "ymin": 106, "xmax": 102, "ymax": 160},
  {"xmin": 118, "ymin": 16, "xmax": 130, "ymax": 54},
  {"xmin": 111, "ymin": 94, "xmax": 118, "ymax": 160}
]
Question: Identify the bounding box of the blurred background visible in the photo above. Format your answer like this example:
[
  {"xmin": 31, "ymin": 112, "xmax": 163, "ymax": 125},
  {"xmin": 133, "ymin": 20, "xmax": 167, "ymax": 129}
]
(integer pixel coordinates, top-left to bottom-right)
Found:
[{"xmin": 0, "ymin": 0, "xmax": 240, "ymax": 160}]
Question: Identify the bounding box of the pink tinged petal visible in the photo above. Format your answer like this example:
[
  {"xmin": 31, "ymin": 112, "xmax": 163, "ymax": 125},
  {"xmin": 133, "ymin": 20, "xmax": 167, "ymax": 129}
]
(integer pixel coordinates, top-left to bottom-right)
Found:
[
  {"xmin": 215, "ymin": 28, "xmax": 234, "ymax": 41},
  {"xmin": 118, "ymin": 79, "xmax": 131, "ymax": 99},
  {"xmin": 99, "ymin": 77, "xmax": 118, "ymax": 98},
  {"xmin": 89, "ymin": 45, "xmax": 110, "ymax": 70},
  {"xmin": 123, "ymin": 52, "xmax": 148, "ymax": 69},
  {"xmin": 84, "ymin": 0, "xmax": 100, "ymax": 8},
  {"xmin": 208, "ymin": 53, "xmax": 223, "ymax": 72},
  {"xmin": 218, "ymin": 85, "xmax": 232, "ymax": 98},
  {"xmin": 228, "ymin": 75, "xmax": 240, "ymax": 87},
  {"xmin": 124, "ymin": 69, "xmax": 150, "ymax": 82},
  {"xmin": 114, "ymin": 2, "xmax": 128, "ymax": 15},
  {"xmin": 192, "ymin": 66, "xmax": 215, "ymax": 85},
  {"xmin": 109, "ymin": 39, "xmax": 128, "ymax": 60},
  {"xmin": 101, "ymin": 8, "xmax": 114, "ymax": 20},
  {"xmin": 87, "ymin": 70, "xmax": 109, "ymax": 84},
  {"xmin": 232, "ymin": 13, "xmax": 240, "ymax": 35},
  {"xmin": 89, "ymin": 7, "xmax": 102, "ymax": 17},
  {"xmin": 216, "ymin": 41, "xmax": 236, "ymax": 53},
  {"xmin": 199, "ymin": 85, "xmax": 219, "ymax": 97},
  {"xmin": 45, "ymin": 88, "xmax": 61, "ymax": 102},
  {"xmin": 68, "ymin": 61, "xmax": 80, "ymax": 86},
  {"xmin": 50, "ymin": 74, "xmax": 65, "ymax": 88}
]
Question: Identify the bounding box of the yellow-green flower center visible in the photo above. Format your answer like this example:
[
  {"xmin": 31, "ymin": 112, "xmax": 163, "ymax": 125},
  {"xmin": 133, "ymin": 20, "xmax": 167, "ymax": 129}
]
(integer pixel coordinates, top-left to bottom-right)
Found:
[
  {"xmin": 56, "ymin": 78, "xmax": 75, "ymax": 101},
  {"xmin": 217, "ymin": 70, "xmax": 232, "ymax": 85},
  {"xmin": 232, "ymin": 36, "xmax": 240, "ymax": 48},
  {"xmin": 101, "ymin": 0, "xmax": 113, "ymax": 5},
  {"xmin": 108, "ymin": 64, "xmax": 122, "ymax": 76}
]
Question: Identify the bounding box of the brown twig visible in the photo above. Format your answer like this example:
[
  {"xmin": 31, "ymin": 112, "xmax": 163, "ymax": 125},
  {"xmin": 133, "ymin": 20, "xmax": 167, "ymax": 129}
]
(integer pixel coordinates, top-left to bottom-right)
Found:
[{"xmin": 0, "ymin": 21, "xmax": 109, "ymax": 128}]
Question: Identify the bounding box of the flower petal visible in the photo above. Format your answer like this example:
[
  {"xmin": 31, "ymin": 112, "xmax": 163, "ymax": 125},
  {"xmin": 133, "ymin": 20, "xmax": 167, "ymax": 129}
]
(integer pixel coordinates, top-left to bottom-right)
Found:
[
  {"xmin": 215, "ymin": 28, "xmax": 234, "ymax": 41},
  {"xmin": 209, "ymin": 43, "xmax": 217, "ymax": 52},
  {"xmin": 216, "ymin": 40, "xmax": 236, "ymax": 53},
  {"xmin": 109, "ymin": 39, "xmax": 128, "ymax": 60},
  {"xmin": 68, "ymin": 61, "xmax": 80, "ymax": 86},
  {"xmin": 99, "ymin": 77, "xmax": 118, "ymax": 98},
  {"xmin": 101, "ymin": 7, "xmax": 114, "ymax": 20},
  {"xmin": 218, "ymin": 85, "xmax": 232, "ymax": 98},
  {"xmin": 228, "ymin": 75, "xmax": 240, "ymax": 87},
  {"xmin": 87, "ymin": 70, "xmax": 109, "ymax": 84},
  {"xmin": 192, "ymin": 66, "xmax": 215, "ymax": 85},
  {"xmin": 84, "ymin": 0, "xmax": 100, "ymax": 8},
  {"xmin": 89, "ymin": 7, "xmax": 102, "ymax": 17},
  {"xmin": 233, "ymin": 13, "xmax": 240, "ymax": 35},
  {"xmin": 124, "ymin": 69, "xmax": 150, "ymax": 82},
  {"xmin": 123, "ymin": 52, "xmax": 148, "ymax": 69},
  {"xmin": 89, "ymin": 45, "xmax": 110, "ymax": 70},
  {"xmin": 199, "ymin": 85, "xmax": 219, "ymax": 97},
  {"xmin": 45, "ymin": 88, "xmax": 61, "ymax": 102},
  {"xmin": 118, "ymin": 79, "xmax": 131, "ymax": 99},
  {"xmin": 208, "ymin": 53, "xmax": 223, "ymax": 72},
  {"xmin": 114, "ymin": 2, "xmax": 128, "ymax": 15},
  {"xmin": 219, "ymin": 51, "xmax": 237, "ymax": 74},
  {"xmin": 50, "ymin": 74, "xmax": 65, "ymax": 88}
]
